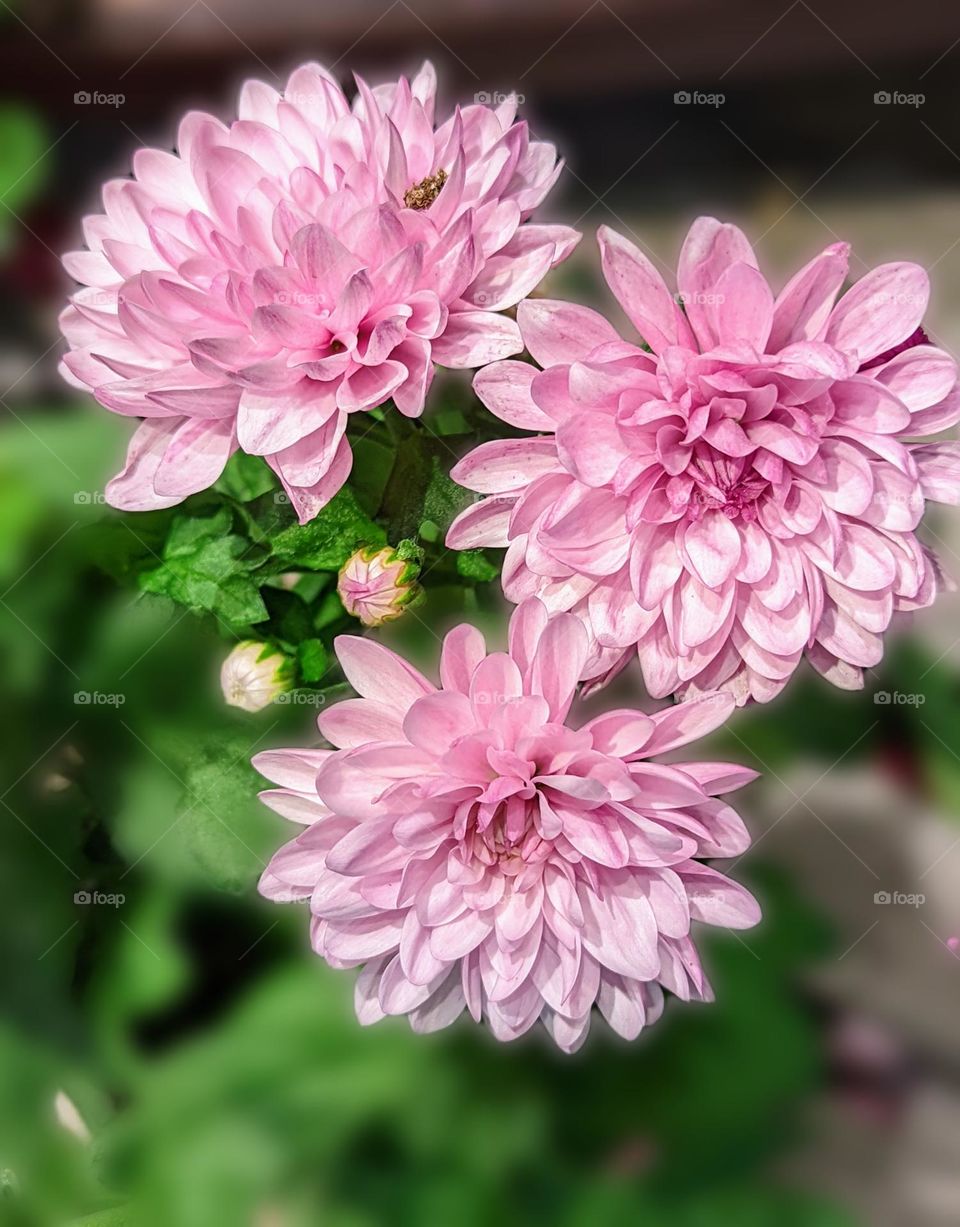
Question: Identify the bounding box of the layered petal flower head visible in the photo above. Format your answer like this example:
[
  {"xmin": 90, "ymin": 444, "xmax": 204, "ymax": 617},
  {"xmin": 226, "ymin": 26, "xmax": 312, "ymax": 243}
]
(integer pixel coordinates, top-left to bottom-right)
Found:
[
  {"xmin": 448, "ymin": 219, "xmax": 960, "ymax": 703},
  {"xmin": 256, "ymin": 598, "xmax": 760, "ymax": 1051},
  {"xmin": 60, "ymin": 62, "xmax": 576, "ymax": 523}
]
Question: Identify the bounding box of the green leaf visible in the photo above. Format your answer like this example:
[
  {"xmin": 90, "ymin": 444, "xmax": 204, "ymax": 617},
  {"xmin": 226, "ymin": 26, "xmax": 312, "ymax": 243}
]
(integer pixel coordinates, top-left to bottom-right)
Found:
[
  {"xmin": 261, "ymin": 586, "xmax": 313, "ymax": 645},
  {"xmin": 349, "ymin": 434, "xmax": 395, "ymax": 516},
  {"xmin": 173, "ymin": 732, "xmax": 277, "ymax": 893},
  {"xmin": 267, "ymin": 486, "xmax": 385, "ymax": 571},
  {"xmin": 214, "ymin": 453, "xmax": 278, "ymax": 503},
  {"xmin": 456, "ymin": 549, "xmax": 499, "ymax": 582},
  {"xmin": 138, "ymin": 510, "xmax": 268, "ymax": 629},
  {"xmin": 430, "ymin": 407, "xmax": 471, "ymax": 436},
  {"xmin": 422, "ymin": 457, "xmax": 473, "ymax": 533},
  {"xmin": 82, "ymin": 511, "xmax": 175, "ymax": 587},
  {"xmin": 297, "ymin": 637, "xmax": 329, "ymax": 683},
  {"xmin": 163, "ymin": 507, "xmax": 232, "ymax": 558},
  {"xmin": 314, "ymin": 590, "xmax": 347, "ymax": 632}
]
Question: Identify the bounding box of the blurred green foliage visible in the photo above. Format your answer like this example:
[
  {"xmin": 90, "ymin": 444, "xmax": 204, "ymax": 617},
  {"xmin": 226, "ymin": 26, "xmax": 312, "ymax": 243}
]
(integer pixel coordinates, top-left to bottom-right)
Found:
[
  {"xmin": 0, "ymin": 103, "xmax": 49, "ymax": 253},
  {"xmin": 0, "ymin": 398, "xmax": 861, "ymax": 1227},
  {"xmin": 0, "ymin": 118, "xmax": 863, "ymax": 1217}
]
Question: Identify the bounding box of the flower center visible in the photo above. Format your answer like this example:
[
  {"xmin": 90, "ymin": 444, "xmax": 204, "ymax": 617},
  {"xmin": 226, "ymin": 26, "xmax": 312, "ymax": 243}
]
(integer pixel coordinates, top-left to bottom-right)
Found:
[
  {"xmin": 470, "ymin": 802, "xmax": 544, "ymax": 874},
  {"xmin": 403, "ymin": 168, "xmax": 448, "ymax": 210},
  {"xmin": 685, "ymin": 454, "xmax": 770, "ymax": 522}
]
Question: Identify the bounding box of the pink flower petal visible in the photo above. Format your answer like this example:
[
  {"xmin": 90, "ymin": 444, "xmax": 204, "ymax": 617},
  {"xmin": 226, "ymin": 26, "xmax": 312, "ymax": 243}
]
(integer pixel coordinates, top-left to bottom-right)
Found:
[
  {"xmin": 445, "ymin": 498, "xmax": 513, "ymax": 549},
  {"xmin": 450, "ymin": 437, "xmax": 561, "ymax": 494},
  {"xmin": 677, "ymin": 216, "xmax": 757, "ymax": 350},
  {"xmin": 432, "ymin": 310, "xmax": 523, "ymax": 368},
  {"xmin": 517, "ymin": 298, "xmax": 622, "ymax": 367},
  {"xmin": 912, "ymin": 441, "xmax": 960, "ymax": 504},
  {"xmin": 472, "ymin": 360, "xmax": 555, "ymax": 430},
  {"xmin": 682, "ymin": 512, "xmax": 742, "ymax": 589},
  {"xmin": 825, "ymin": 262, "xmax": 929, "ymax": 362},
  {"xmin": 768, "ymin": 241, "xmax": 849, "ymax": 350},
  {"xmin": 598, "ymin": 225, "xmax": 695, "ymax": 354},
  {"xmin": 334, "ymin": 635, "xmax": 435, "ymax": 712},
  {"xmin": 105, "ymin": 419, "xmax": 184, "ymax": 511}
]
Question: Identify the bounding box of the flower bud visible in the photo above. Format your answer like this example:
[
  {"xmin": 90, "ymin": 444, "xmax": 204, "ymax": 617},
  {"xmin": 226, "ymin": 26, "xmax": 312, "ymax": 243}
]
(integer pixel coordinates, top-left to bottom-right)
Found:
[
  {"xmin": 337, "ymin": 545, "xmax": 421, "ymax": 627},
  {"xmin": 220, "ymin": 641, "xmax": 292, "ymax": 712},
  {"xmin": 54, "ymin": 1091, "xmax": 90, "ymax": 1143}
]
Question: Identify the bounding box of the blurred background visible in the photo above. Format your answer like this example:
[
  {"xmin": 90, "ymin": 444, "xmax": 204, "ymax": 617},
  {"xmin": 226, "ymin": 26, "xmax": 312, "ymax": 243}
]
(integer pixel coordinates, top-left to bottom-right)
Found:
[{"xmin": 3, "ymin": 0, "xmax": 960, "ymax": 1223}]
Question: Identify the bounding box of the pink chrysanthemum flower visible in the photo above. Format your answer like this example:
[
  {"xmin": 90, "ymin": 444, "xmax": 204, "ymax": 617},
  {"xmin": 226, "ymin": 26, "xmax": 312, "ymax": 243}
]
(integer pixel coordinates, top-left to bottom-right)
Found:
[
  {"xmin": 448, "ymin": 219, "xmax": 960, "ymax": 703},
  {"xmin": 256, "ymin": 598, "xmax": 759, "ymax": 1051},
  {"xmin": 59, "ymin": 62, "xmax": 576, "ymax": 523}
]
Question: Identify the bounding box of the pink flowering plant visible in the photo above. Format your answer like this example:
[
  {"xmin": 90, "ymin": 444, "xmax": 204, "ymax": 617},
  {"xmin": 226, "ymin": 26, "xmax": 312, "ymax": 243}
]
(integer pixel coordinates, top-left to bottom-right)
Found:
[{"xmin": 60, "ymin": 63, "xmax": 960, "ymax": 1049}]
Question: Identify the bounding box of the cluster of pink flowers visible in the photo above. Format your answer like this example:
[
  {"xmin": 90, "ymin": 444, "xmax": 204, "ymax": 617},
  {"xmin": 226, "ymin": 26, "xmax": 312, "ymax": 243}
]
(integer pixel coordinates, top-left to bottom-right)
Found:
[{"xmin": 61, "ymin": 62, "xmax": 960, "ymax": 1049}]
